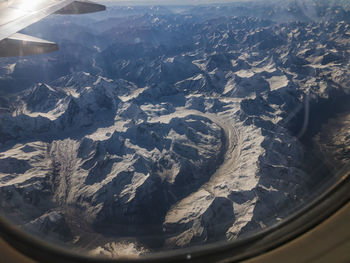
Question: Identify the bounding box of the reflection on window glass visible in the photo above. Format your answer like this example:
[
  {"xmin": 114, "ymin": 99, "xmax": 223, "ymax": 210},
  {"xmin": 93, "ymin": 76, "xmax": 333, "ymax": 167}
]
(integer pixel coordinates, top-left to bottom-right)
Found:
[{"xmin": 0, "ymin": 0, "xmax": 349, "ymax": 258}]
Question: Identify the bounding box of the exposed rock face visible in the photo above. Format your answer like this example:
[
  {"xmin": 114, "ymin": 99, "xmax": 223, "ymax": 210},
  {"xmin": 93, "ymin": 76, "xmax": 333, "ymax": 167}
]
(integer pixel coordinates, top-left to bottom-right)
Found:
[
  {"xmin": 23, "ymin": 211, "xmax": 73, "ymax": 242},
  {"xmin": 313, "ymin": 112, "xmax": 350, "ymax": 172},
  {"xmin": 0, "ymin": 0, "xmax": 349, "ymax": 255}
]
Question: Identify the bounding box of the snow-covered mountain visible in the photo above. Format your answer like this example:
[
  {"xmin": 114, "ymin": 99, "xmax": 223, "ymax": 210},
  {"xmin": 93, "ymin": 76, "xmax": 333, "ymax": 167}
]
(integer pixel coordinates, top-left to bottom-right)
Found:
[{"xmin": 0, "ymin": 0, "xmax": 349, "ymax": 256}]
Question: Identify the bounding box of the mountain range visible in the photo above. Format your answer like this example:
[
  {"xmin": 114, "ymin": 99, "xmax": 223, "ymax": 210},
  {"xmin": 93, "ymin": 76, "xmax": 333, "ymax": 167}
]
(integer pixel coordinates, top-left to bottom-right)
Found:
[{"xmin": 0, "ymin": 0, "xmax": 349, "ymax": 257}]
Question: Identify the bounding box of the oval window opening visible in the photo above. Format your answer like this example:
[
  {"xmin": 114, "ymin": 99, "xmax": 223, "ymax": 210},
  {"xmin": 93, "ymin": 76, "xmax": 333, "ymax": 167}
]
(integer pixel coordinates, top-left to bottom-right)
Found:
[{"xmin": 0, "ymin": 0, "xmax": 349, "ymax": 261}]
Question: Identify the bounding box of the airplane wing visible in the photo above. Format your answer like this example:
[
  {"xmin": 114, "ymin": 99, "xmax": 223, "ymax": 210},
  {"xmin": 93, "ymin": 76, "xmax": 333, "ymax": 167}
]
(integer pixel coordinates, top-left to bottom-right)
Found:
[{"xmin": 0, "ymin": 0, "xmax": 106, "ymax": 57}]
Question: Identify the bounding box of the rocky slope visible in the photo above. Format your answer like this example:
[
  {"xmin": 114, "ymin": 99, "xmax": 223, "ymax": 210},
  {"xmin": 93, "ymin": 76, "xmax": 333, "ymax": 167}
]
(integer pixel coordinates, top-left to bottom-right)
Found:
[{"xmin": 0, "ymin": 0, "xmax": 349, "ymax": 256}]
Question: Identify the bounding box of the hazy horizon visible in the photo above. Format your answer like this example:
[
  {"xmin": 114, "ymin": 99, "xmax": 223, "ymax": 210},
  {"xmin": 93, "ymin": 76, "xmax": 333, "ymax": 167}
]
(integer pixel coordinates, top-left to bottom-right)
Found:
[{"xmin": 100, "ymin": 0, "xmax": 253, "ymax": 6}]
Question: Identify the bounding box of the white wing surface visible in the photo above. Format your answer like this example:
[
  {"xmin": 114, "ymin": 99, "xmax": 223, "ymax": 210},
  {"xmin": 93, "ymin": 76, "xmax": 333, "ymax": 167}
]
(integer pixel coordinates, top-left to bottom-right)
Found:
[{"xmin": 0, "ymin": 0, "xmax": 105, "ymax": 57}]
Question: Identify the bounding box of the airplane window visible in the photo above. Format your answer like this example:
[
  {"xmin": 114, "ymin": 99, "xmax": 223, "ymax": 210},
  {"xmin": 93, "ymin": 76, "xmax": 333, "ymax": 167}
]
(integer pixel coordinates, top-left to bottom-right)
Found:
[{"xmin": 0, "ymin": 0, "xmax": 349, "ymax": 262}]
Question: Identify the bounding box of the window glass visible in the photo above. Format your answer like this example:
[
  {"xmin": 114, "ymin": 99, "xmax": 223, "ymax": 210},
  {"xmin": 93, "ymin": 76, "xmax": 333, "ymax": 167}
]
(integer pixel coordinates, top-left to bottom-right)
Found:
[{"xmin": 0, "ymin": 0, "xmax": 349, "ymax": 258}]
